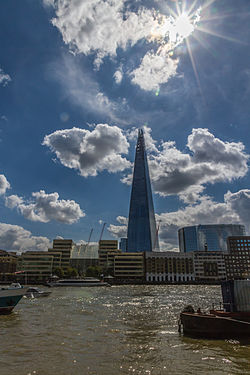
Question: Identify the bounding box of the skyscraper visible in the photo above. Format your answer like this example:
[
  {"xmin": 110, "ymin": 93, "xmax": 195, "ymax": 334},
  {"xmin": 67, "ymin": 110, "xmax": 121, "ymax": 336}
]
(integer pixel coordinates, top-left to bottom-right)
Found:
[{"xmin": 127, "ymin": 129, "xmax": 159, "ymax": 252}]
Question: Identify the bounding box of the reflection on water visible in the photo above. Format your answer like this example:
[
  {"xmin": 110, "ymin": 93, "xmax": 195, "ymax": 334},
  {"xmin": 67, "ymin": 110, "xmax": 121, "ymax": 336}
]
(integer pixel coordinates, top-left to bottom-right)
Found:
[{"xmin": 0, "ymin": 285, "xmax": 249, "ymax": 375}]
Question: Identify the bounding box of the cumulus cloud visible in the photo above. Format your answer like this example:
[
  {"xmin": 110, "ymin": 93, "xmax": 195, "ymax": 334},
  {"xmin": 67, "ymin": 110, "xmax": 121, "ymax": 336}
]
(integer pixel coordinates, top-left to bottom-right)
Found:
[
  {"xmin": 43, "ymin": 123, "xmax": 131, "ymax": 177},
  {"xmin": 6, "ymin": 190, "xmax": 85, "ymax": 224},
  {"xmin": 0, "ymin": 223, "xmax": 51, "ymax": 252},
  {"xmin": 131, "ymin": 51, "xmax": 178, "ymax": 91},
  {"xmin": 146, "ymin": 128, "xmax": 248, "ymax": 203},
  {"xmin": 225, "ymin": 190, "xmax": 250, "ymax": 233},
  {"xmin": 48, "ymin": 0, "xmax": 200, "ymax": 90},
  {"xmin": 51, "ymin": 0, "xmax": 159, "ymax": 67},
  {"xmin": 0, "ymin": 67, "xmax": 11, "ymax": 87},
  {"xmin": 0, "ymin": 174, "xmax": 10, "ymax": 195}
]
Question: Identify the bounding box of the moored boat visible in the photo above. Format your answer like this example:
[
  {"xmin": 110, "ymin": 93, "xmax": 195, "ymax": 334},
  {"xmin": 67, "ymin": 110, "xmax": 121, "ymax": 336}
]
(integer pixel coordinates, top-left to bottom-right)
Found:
[
  {"xmin": 180, "ymin": 310, "xmax": 250, "ymax": 339},
  {"xmin": 25, "ymin": 287, "xmax": 51, "ymax": 298},
  {"xmin": 179, "ymin": 280, "xmax": 250, "ymax": 339},
  {"xmin": 47, "ymin": 277, "xmax": 111, "ymax": 287},
  {"xmin": 0, "ymin": 283, "xmax": 28, "ymax": 314}
]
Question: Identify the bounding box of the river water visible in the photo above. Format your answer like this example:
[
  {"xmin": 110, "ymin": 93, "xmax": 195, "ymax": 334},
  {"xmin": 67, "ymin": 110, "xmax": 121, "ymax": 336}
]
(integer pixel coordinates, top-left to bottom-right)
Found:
[{"xmin": 0, "ymin": 285, "xmax": 249, "ymax": 375}]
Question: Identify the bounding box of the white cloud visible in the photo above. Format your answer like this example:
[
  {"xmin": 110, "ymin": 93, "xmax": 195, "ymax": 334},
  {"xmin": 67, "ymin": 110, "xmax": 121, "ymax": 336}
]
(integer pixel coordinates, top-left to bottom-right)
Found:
[
  {"xmin": 0, "ymin": 174, "xmax": 10, "ymax": 195},
  {"xmin": 147, "ymin": 128, "xmax": 249, "ymax": 203},
  {"xmin": 0, "ymin": 222, "xmax": 51, "ymax": 252},
  {"xmin": 6, "ymin": 190, "xmax": 85, "ymax": 224},
  {"xmin": 51, "ymin": 0, "xmax": 159, "ymax": 67},
  {"xmin": 5, "ymin": 194, "xmax": 23, "ymax": 209},
  {"xmin": 49, "ymin": 0, "xmax": 201, "ymax": 90},
  {"xmin": 225, "ymin": 189, "xmax": 250, "ymax": 233},
  {"xmin": 43, "ymin": 123, "xmax": 131, "ymax": 177},
  {"xmin": 51, "ymin": 56, "xmax": 127, "ymax": 123},
  {"xmin": 114, "ymin": 69, "xmax": 123, "ymax": 84},
  {"xmin": 0, "ymin": 67, "xmax": 11, "ymax": 87},
  {"xmin": 131, "ymin": 51, "xmax": 178, "ymax": 91}
]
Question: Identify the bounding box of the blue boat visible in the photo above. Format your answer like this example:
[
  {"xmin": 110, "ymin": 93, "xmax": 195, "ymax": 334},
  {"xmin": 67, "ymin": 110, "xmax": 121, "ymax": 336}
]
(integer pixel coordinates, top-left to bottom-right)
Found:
[{"xmin": 0, "ymin": 283, "xmax": 28, "ymax": 314}]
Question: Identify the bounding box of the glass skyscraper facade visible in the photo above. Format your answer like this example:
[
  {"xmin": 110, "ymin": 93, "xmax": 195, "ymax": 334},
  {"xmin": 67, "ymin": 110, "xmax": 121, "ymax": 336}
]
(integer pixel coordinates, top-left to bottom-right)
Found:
[
  {"xmin": 178, "ymin": 224, "xmax": 246, "ymax": 253},
  {"xmin": 127, "ymin": 129, "xmax": 159, "ymax": 252}
]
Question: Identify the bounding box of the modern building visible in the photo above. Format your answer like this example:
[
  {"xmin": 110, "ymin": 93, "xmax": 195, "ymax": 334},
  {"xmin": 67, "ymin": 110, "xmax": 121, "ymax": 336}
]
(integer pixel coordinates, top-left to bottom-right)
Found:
[
  {"xmin": 178, "ymin": 224, "xmax": 245, "ymax": 253},
  {"xmin": 0, "ymin": 250, "xmax": 18, "ymax": 281},
  {"xmin": 48, "ymin": 239, "xmax": 75, "ymax": 271},
  {"xmin": 16, "ymin": 251, "xmax": 54, "ymax": 283},
  {"xmin": 225, "ymin": 236, "xmax": 250, "ymax": 279},
  {"xmin": 113, "ymin": 252, "xmax": 144, "ymax": 280},
  {"xmin": 119, "ymin": 238, "xmax": 128, "ymax": 252},
  {"xmin": 127, "ymin": 129, "xmax": 159, "ymax": 252},
  {"xmin": 145, "ymin": 251, "xmax": 194, "ymax": 283},
  {"xmin": 98, "ymin": 240, "xmax": 120, "ymax": 271},
  {"xmin": 70, "ymin": 243, "xmax": 99, "ymax": 274},
  {"xmin": 193, "ymin": 251, "xmax": 226, "ymax": 282}
]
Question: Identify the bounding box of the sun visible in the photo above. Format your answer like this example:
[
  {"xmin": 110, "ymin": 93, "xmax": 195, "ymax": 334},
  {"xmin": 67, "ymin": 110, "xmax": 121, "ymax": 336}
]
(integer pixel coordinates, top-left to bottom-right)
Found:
[{"xmin": 171, "ymin": 13, "xmax": 195, "ymax": 41}]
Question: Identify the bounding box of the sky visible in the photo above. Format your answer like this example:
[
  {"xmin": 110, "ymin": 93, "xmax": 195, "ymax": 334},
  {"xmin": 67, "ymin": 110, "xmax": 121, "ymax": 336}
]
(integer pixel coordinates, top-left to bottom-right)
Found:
[{"xmin": 0, "ymin": 0, "xmax": 250, "ymax": 252}]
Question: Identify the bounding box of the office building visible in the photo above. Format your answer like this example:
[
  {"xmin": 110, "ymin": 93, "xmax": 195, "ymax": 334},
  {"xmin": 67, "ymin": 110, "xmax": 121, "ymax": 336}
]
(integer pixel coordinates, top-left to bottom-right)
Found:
[
  {"xmin": 178, "ymin": 224, "xmax": 245, "ymax": 253},
  {"xmin": 0, "ymin": 250, "xmax": 18, "ymax": 281},
  {"xmin": 16, "ymin": 251, "xmax": 54, "ymax": 283},
  {"xmin": 119, "ymin": 238, "xmax": 128, "ymax": 252},
  {"xmin": 127, "ymin": 129, "xmax": 159, "ymax": 252},
  {"xmin": 225, "ymin": 236, "xmax": 250, "ymax": 279},
  {"xmin": 48, "ymin": 239, "xmax": 75, "ymax": 271},
  {"xmin": 70, "ymin": 243, "xmax": 99, "ymax": 274},
  {"xmin": 114, "ymin": 252, "xmax": 144, "ymax": 279},
  {"xmin": 145, "ymin": 251, "xmax": 194, "ymax": 283},
  {"xmin": 193, "ymin": 251, "xmax": 226, "ymax": 282}
]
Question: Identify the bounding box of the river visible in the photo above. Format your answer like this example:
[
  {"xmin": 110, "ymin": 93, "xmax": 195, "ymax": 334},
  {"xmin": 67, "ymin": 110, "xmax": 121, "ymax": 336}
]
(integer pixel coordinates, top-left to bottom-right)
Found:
[{"xmin": 0, "ymin": 285, "xmax": 249, "ymax": 375}]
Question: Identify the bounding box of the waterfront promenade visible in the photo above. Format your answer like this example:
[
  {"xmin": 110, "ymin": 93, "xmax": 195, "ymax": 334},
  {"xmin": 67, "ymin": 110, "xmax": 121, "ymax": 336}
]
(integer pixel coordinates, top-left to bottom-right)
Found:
[{"xmin": 0, "ymin": 285, "xmax": 249, "ymax": 375}]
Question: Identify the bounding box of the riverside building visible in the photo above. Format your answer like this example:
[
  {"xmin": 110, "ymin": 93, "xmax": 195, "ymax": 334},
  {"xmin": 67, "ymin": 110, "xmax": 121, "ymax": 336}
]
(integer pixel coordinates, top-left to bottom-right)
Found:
[
  {"xmin": 145, "ymin": 251, "xmax": 194, "ymax": 283},
  {"xmin": 178, "ymin": 224, "xmax": 245, "ymax": 253},
  {"xmin": 127, "ymin": 129, "xmax": 159, "ymax": 252},
  {"xmin": 48, "ymin": 239, "xmax": 75, "ymax": 272},
  {"xmin": 225, "ymin": 236, "xmax": 250, "ymax": 280},
  {"xmin": 193, "ymin": 251, "xmax": 226, "ymax": 282}
]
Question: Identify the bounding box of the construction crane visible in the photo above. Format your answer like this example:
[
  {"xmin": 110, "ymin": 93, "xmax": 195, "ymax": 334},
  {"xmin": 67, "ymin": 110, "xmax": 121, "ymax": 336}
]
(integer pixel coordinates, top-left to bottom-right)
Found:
[
  {"xmin": 78, "ymin": 228, "xmax": 93, "ymax": 256},
  {"xmin": 99, "ymin": 222, "xmax": 106, "ymax": 242}
]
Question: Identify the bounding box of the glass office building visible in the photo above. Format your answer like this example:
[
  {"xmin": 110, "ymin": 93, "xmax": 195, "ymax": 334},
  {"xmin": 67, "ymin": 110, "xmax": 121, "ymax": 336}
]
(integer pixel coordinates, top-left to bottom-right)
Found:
[
  {"xmin": 178, "ymin": 224, "xmax": 246, "ymax": 253},
  {"xmin": 127, "ymin": 129, "xmax": 159, "ymax": 252}
]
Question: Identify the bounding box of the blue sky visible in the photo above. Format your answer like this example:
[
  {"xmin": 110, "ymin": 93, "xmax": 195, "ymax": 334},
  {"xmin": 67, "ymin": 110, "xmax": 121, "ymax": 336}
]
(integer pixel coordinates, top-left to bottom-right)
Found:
[{"xmin": 0, "ymin": 0, "xmax": 250, "ymax": 252}]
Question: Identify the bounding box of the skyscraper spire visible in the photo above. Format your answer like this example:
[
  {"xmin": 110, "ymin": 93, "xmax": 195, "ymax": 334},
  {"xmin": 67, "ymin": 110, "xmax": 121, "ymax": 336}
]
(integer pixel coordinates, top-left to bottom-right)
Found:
[{"xmin": 127, "ymin": 129, "xmax": 159, "ymax": 252}]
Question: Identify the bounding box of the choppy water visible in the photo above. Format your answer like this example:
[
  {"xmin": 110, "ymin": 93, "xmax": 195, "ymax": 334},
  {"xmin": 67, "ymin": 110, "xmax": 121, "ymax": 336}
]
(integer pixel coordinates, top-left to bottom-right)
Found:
[{"xmin": 0, "ymin": 285, "xmax": 249, "ymax": 375}]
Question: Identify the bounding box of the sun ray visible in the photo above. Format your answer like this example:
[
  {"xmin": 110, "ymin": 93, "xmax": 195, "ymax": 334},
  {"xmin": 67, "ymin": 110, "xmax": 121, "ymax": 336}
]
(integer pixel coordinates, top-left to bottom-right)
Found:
[
  {"xmin": 186, "ymin": 37, "xmax": 202, "ymax": 97},
  {"xmin": 197, "ymin": 25, "xmax": 248, "ymax": 45}
]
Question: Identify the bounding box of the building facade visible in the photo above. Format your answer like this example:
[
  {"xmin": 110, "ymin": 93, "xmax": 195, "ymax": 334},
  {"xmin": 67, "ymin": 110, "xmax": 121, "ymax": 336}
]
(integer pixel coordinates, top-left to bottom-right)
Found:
[
  {"xmin": 114, "ymin": 253, "xmax": 144, "ymax": 279},
  {"xmin": 225, "ymin": 236, "xmax": 250, "ymax": 279},
  {"xmin": 178, "ymin": 224, "xmax": 245, "ymax": 253},
  {"xmin": 193, "ymin": 251, "xmax": 226, "ymax": 282},
  {"xmin": 16, "ymin": 251, "xmax": 54, "ymax": 283},
  {"xmin": 127, "ymin": 129, "xmax": 159, "ymax": 252},
  {"xmin": 145, "ymin": 251, "xmax": 194, "ymax": 283},
  {"xmin": 48, "ymin": 239, "xmax": 75, "ymax": 271}
]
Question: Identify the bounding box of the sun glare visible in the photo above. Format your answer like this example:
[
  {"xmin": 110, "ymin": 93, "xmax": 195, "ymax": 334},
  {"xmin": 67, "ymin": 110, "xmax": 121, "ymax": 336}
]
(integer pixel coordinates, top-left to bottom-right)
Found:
[{"xmin": 173, "ymin": 13, "xmax": 194, "ymax": 40}]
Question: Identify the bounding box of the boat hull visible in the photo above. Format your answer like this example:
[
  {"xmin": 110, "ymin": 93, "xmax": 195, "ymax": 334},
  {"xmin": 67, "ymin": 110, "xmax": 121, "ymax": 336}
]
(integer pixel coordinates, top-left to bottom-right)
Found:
[
  {"xmin": 180, "ymin": 312, "xmax": 250, "ymax": 339},
  {"xmin": 0, "ymin": 287, "xmax": 28, "ymax": 315}
]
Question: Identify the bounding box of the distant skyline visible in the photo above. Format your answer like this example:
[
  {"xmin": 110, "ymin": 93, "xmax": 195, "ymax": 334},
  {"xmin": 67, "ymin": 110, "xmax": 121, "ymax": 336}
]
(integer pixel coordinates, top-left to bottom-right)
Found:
[{"xmin": 0, "ymin": 0, "xmax": 250, "ymax": 252}]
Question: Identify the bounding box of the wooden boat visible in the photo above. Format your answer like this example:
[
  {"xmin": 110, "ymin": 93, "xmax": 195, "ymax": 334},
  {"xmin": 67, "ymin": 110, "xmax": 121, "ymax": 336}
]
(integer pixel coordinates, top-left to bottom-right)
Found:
[{"xmin": 180, "ymin": 310, "xmax": 250, "ymax": 339}]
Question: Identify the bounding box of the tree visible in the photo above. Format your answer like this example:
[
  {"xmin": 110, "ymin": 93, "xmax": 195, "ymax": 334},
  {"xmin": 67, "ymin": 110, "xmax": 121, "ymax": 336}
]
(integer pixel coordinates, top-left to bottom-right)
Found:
[
  {"xmin": 53, "ymin": 267, "xmax": 64, "ymax": 278},
  {"xmin": 65, "ymin": 267, "xmax": 78, "ymax": 278},
  {"xmin": 86, "ymin": 265, "xmax": 102, "ymax": 278}
]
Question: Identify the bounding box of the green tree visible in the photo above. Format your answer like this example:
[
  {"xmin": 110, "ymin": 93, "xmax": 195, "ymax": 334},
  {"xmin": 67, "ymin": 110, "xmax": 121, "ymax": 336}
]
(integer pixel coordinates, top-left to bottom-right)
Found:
[
  {"xmin": 65, "ymin": 267, "xmax": 78, "ymax": 278},
  {"xmin": 53, "ymin": 267, "xmax": 64, "ymax": 278},
  {"xmin": 86, "ymin": 265, "xmax": 102, "ymax": 278}
]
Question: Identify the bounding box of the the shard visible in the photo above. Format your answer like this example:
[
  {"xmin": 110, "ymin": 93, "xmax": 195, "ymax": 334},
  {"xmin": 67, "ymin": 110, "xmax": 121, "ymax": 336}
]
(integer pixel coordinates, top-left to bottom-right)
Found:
[{"xmin": 127, "ymin": 129, "xmax": 159, "ymax": 252}]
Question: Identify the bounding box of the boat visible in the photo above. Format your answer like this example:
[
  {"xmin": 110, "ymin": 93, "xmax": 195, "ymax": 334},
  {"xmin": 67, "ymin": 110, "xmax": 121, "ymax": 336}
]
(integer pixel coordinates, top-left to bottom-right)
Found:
[
  {"xmin": 0, "ymin": 283, "xmax": 28, "ymax": 314},
  {"xmin": 180, "ymin": 308, "xmax": 250, "ymax": 339},
  {"xmin": 47, "ymin": 277, "xmax": 111, "ymax": 287},
  {"xmin": 25, "ymin": 287, "xmax": 51, "ymax": 298},
  {"xmin": 179, "ymin": 280, "xmax": 250, "ymax": 339}
]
